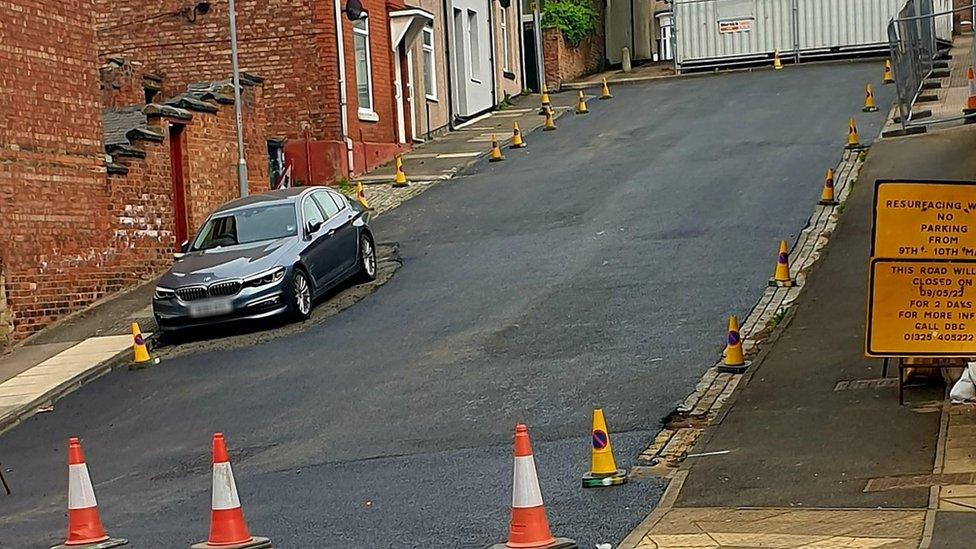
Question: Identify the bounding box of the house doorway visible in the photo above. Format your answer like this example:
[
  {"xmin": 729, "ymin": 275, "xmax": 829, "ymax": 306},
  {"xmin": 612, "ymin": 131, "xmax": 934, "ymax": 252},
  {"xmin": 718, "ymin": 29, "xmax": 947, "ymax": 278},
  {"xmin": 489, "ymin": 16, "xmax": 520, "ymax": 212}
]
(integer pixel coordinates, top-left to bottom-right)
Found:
[{"xmin": 168, "ymin": 123, "xmax": 189, "ymax": 248}]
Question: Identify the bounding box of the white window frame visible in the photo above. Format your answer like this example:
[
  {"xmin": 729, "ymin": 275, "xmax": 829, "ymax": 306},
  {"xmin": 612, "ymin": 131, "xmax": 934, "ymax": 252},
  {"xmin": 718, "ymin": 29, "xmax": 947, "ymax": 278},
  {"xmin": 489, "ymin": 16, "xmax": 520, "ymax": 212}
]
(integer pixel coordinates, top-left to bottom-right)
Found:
[
  {"xmin": 422, "ymin": 26, "xmax": 438, "ymax": 101},
  {"xmin": 353, "ymin": 17, "xmax": 378, "ymax": 122},
  {"xmin": 500, "ymin": 6, "xmax": 510, "ymax": 72}
]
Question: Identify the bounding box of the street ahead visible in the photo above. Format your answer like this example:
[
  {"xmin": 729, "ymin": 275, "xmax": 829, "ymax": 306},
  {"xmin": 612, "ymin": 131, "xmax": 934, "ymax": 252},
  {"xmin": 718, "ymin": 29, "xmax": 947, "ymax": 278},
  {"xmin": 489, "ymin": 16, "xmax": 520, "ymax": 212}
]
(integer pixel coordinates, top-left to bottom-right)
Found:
[{"xmin": 0, "ymin": 62, "xmax": 892, "ymax": 548}]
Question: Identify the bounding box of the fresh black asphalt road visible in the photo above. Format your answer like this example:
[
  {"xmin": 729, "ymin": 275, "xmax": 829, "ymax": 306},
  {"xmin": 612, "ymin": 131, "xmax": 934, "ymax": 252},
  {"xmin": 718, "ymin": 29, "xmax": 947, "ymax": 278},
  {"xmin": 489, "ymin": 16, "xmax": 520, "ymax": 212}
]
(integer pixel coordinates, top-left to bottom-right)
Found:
[{"xmin": 0, "ymin": 62, "xmax": 893, "ymax": 548}]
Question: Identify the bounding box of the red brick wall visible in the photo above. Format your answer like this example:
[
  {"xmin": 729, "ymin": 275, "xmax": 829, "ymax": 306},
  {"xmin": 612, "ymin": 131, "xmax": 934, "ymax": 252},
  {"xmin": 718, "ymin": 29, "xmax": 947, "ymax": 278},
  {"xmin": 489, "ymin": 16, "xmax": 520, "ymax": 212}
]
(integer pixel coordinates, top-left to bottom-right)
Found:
[
  {"xmin": 0, "ymin": 0, "xmax": 113, "ymax": 340},
  {"xmin": 100, "ymin": 59, "xmax": 155, "ymax": 107},
  {"xmin": 543, "ymin": 21, "xmax": 605, "ymax": 88},
  {"xmin": 95, "ymin": 0, "xmax": 407, "ymax": 183}
]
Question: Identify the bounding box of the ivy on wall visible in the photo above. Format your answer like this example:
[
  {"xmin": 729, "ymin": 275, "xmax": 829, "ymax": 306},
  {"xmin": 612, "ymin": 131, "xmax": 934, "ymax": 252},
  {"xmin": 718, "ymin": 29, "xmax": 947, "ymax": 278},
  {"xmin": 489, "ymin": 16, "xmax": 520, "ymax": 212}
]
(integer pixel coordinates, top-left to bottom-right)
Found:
[{"xmin": 541, "ymin": 0, "xmax": 599, "ymax": 46}]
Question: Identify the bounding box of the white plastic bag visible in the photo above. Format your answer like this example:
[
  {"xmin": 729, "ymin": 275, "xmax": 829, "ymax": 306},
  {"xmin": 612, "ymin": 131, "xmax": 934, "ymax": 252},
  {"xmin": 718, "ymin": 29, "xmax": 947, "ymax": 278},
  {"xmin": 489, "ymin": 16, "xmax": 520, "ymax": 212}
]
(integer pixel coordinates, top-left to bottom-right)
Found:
[{"xmin": 949, "ymin": 361, "xmax": 976, "ymax": 403}]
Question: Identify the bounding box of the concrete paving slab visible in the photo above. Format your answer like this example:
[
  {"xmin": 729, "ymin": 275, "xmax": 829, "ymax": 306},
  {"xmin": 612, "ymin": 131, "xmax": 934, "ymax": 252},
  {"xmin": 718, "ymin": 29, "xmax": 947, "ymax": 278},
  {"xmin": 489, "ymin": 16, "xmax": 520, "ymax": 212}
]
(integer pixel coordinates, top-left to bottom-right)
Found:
[{"xmin": 0, "ymin": 342, "xmax": 76, "ymax": 385}]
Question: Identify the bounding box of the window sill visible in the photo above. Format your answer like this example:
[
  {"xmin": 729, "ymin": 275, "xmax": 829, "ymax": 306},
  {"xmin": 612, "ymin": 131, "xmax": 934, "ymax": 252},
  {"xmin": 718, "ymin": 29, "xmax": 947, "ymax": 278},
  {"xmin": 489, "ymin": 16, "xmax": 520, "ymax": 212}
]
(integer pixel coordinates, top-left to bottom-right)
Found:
[
  {"xmin": 425, "ymin": 94, "xmax": 438, "ymax": 102},
  {"xmin": 358, "ymin": 108, "xmax": 379, "ymax": 123}
]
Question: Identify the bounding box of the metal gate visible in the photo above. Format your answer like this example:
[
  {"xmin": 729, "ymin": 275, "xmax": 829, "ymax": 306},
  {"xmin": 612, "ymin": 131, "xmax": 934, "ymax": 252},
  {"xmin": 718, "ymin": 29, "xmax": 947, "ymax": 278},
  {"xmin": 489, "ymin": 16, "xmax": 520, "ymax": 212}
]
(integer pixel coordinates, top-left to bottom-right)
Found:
[{"xmin": 673, "ymin": 0, "xmax": 905, "ymax": 71}]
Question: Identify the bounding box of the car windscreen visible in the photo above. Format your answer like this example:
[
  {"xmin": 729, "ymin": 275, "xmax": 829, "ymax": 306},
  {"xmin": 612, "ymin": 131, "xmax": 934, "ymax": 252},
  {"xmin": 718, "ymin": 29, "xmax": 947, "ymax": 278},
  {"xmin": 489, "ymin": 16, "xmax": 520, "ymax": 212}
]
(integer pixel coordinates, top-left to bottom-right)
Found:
[{"xmin": 191, "ymin": 203, "xmax": 298, "ymax": 251}]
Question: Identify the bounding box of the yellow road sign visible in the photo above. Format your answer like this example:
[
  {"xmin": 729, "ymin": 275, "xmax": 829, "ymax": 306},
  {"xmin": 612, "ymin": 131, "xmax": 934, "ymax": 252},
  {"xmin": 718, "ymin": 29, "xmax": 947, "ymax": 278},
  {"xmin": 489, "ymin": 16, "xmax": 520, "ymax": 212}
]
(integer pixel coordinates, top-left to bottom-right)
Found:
[
  {"xmin": 873, "ymin": 180, "xmax": 976, "ymax": 259},
  {"xmin": 867, "ymin": 258, "xmax": 976, "ymax": 357}
]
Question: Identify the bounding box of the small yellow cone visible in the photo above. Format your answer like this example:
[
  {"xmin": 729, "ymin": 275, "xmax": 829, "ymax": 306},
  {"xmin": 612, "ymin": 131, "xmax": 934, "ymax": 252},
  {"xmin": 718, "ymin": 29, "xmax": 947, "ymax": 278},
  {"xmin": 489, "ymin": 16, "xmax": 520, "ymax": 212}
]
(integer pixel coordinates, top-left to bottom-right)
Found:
[
  {"xmin": 355, "ymin": 181, "xmax": 370, "ymax": 210},
  {"xmin": 718, "ymin": 315, "xmax": 749, "ymax": 374},
  {"xmin": 582, "ymin": 408, "xmax": 627, "ymax": 488},
  {"xmin": 769, "ymin": 240, "xmax": 795, "ymax": 287},
  {"xmin": 510, "ymin": 122, "xmax": 526, "ymax": 149},
  {"xmin": 488, "ymin": 134, "xmax": 505, "ymax": 162},
  {"xmin": 392, "ymin": 155, "xmax": 409, "ymax": 187},
  {"xmin": 818, "ymin": 168, "xmax": 838, "ymax": 206},
  {"xmin": 845, "ymin": 118, "xmax": 862, "ymax": 150},
  {"xmin": 883, "ymin": 60, "xmax": 895, "ymax": 85},
  {"xmin": 131, "ymin": 322, "xmax": 153, "ymax": 368},
  {"xmin": 599, "ymin": 78, "xmax": 612, "ymax": 100},
  {"xmin": 773, "ymin": 50, "xmax": 783, "ymax": 70},
  {"xmin": 539, "ymin": 84, "xmax": 551, "ymax": 114},
  {"xmin": 543, "ymin": 106, "xmax": 557, "ymax": 131},
  {"xmin": 575, "ymin": 90, "xmax": 589, "ymax": 115},
  {"xmin": 862, "ymin": 84, "xmax": 879, "ymax": 112}
]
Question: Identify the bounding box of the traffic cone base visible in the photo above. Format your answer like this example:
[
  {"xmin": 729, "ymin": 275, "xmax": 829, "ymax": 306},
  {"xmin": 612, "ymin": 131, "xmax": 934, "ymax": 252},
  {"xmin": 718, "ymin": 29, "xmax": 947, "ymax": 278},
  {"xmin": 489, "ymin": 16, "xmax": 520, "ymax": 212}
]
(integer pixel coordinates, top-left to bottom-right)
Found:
[
  {"xmin": 488, "ymin": 538, "xmax": 578, "ymax": 549},
  {"xmin": 52, "ymin": 538, "xmax": 129, "ymax": 549},
  {"xmin": 717, "ymin": 360, "xmax": 751, "ymax": 374},
  {"xmin": 863, "ymin": 105, "xmax": 879, "ymax": 113},
  {"xmin": 582, "ymin": 469, "xmax": 627, "ymax": 488},
  {"xmin": 768, "ymin": 279, "xmax": 796, "ymax": 287},
  {"xmin": 819, "ymin": 197, "xmax": 839, "ymax": 206},
  {"xmin": 190, "ymin": 536, "xmax": 272, "ymax": 549}
]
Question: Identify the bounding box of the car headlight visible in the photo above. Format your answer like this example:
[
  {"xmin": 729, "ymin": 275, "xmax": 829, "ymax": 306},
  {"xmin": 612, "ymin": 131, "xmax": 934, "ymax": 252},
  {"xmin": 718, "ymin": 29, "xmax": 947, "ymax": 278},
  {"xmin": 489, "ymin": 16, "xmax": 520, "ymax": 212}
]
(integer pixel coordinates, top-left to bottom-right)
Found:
[
  {"xmin": 154, "ymin": 286, "xmax": 176, "ymax": 300},
  {"xmin": 243, "ymin": 266, "xmax": 286, "ymax": 288}
]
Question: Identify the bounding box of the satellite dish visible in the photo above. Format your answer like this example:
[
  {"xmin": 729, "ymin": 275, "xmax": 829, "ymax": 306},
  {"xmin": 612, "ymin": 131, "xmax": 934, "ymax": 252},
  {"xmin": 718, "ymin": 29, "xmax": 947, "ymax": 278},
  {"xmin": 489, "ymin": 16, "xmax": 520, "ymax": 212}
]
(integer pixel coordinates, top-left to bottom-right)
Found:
[{"xmin": 345, "ymin": 0, "xmax": 367, "ymax": 20}]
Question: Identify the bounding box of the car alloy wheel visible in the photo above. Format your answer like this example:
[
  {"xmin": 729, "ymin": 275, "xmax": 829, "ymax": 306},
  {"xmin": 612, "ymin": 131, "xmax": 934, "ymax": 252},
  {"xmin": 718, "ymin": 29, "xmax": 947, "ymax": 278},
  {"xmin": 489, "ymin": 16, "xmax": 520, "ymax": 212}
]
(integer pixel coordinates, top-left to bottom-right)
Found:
[
  {"xmin": 359, "ymin": 234, "xmax": 377, "ymax": 281},
  {"xmin": 293, "ymin": 270, "xmax": 312, "ymax": 319}
]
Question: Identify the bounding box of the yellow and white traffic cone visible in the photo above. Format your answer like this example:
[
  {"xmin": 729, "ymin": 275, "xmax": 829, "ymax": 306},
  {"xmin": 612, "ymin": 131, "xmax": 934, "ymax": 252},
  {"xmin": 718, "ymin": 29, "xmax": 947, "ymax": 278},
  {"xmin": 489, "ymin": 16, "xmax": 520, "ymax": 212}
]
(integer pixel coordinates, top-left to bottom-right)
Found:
[
  {"xmin": 862, "ymin": 84, "xmax": 879, "ymax": 112},
  {"xmin": 718, "ymin": 315, "xmax": 750, "ymax": 374},
  {"xmin": 131, "ymin": 322, "xmax": 155, "ymax": 369},
  {"xmin": 818, "ymin": 168, "xmax": 838, "ymax": 206},
  {"xmin": 883, "ymin": 60, "xmax": 895, "ymax": 85},
  {"xmin": 582, "ymin": 408, "xmax": 627, "ymax": 488},
  {"xmin": 543, "ymin": 107, "xmax": 557, "ymax": 132},
  {"xmin": 355, "ymin": 181, "xmax": 370, "ymax": 210},
  {"xmin": 488, "ymin": 134, "xmax": 505, "ymax": 162},
  {"xmin": 773, "ymin": 50, "xmax": 783, "ymax": 70},
  {"xmin": 575, "ymin": 90, "xmax": 589, "ymax": 115},
  {"xmin": 539, "ymin": 84, "xmax": 552, "ymax": 115},
  {"xmin": 845, "ymin": 118, "xmax": 862, "ymax": 150},
  {"xmin": 510, "ymin": 122, "xmax": 527, "ymax": 149},
  {"xmin": 599, "ymin": 78, "xmax": 612, "ymax": 100},
  {"xmin": 769, "ymin": 240, "xmax": 795, "ymax": 287},
  {"xmin": 392, "ymin": 155, "xmax": 409, "ymax": 187}
]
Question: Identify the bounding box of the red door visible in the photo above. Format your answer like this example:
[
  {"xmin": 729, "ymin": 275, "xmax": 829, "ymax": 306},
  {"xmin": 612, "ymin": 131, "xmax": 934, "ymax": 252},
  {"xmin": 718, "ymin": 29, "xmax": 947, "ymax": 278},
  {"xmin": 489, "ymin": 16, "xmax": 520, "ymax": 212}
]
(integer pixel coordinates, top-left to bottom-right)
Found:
[{"xmin": 169, "ymin": 123, "xmax": 189, "ymax": 248}]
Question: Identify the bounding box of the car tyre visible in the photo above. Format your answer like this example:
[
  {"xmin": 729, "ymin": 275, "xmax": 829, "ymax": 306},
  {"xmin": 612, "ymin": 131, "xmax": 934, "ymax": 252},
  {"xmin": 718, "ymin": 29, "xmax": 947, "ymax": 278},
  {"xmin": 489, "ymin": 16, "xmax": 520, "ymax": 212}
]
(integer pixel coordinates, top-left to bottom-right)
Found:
[
  {"xmin": 291, "ymin": 269, "xmax": 313, "ymax": 321},
  {"xmin": 357, "ymin": 233, "xmax": 377, "ymax": 283}
]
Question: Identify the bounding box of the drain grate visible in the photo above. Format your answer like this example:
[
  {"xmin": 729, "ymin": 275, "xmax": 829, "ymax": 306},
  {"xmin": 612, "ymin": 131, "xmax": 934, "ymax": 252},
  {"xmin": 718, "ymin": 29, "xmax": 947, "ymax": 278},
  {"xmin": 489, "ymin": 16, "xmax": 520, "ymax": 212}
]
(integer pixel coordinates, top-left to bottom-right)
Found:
[
  {"xmin": 835, "ymin": 378, "xmax": 899, "ymax": 391},
  {"xmin": 864, "ymin": 472, "xmax": 975, "ymax": 492}
]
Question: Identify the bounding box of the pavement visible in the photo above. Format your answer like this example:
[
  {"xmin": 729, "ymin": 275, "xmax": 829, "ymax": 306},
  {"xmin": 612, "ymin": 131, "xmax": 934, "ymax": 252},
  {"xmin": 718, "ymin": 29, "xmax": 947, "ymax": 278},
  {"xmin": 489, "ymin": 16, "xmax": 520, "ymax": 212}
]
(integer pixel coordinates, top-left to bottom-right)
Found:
[
  {"xmin": 622, "ymin": 112, "xmax": 976, "ymax": 548},
  {"xmin": 0, "ymin": 60, "xmax": 895, "ymax": 548}
]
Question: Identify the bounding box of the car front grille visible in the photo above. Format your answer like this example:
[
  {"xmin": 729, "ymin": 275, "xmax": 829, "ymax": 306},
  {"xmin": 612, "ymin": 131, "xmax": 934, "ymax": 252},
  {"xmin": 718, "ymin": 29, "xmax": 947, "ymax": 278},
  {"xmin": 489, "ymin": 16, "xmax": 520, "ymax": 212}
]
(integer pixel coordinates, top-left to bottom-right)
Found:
[
  {"xmin": 209, "ymin": 280, "xmax": 242, "ymax": 297},
  {"xmin": 176, "ymin": 286, "xmax": 208, "ymax": 302}
]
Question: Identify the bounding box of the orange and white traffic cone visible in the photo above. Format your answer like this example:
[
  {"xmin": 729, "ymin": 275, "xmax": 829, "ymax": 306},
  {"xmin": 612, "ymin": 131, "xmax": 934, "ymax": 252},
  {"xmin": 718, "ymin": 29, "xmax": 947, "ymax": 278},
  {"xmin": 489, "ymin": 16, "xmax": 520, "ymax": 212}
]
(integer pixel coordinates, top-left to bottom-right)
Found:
[
  {"xmin": 862, "ymin": 83, "xmax": 879, "ymax": 112},
  {"xmin": 52, "ymin": 438, "xmax": 128, "ymax": 549},
  {"xmin": 883, "ymin": 60, "xmax": 895, "ymax": 84},
  {"xmin": 191, "ymin": 434, "xmax": 271, "ymax": 549},
  {"xmin": 964, "ymin": 67, "xmax": 976, "ymax": 114},
  {"xmin": 355, "ymin": 181, "xmax": 370, "ymax": 210},
  {"xmin": 769, "ymin": 240, "xmax": 795, "ymax": 287},
  {"xmin": 818, "ymin": 168, "xmax": 838, "ymax": 206},
  {"xmin": 718, "ymin": 315, "xmax": 749, "ymax": 374},
  {"xmin": 489, "ymin": 425, "xmax": 577, "ymax": 549}
]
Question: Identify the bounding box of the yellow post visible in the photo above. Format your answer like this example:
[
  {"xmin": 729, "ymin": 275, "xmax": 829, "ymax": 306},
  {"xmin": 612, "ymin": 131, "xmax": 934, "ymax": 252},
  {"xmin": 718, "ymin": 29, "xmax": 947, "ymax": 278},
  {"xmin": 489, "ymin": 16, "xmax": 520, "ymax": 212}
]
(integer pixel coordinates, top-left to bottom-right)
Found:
[
  {"xmin": 818, "ymin": 168, "xmax": 838, "ymax": 206},
  {"xmin": 582, "ymin": 408, "xmax": 627, "ymax": 488},
  {"xmin": 392, "ymin": 155, "xmax": 409, "ymax": 187},
  {"xmin": 769, "ymin": 240, "xmax": 795, "ymax": 287}
]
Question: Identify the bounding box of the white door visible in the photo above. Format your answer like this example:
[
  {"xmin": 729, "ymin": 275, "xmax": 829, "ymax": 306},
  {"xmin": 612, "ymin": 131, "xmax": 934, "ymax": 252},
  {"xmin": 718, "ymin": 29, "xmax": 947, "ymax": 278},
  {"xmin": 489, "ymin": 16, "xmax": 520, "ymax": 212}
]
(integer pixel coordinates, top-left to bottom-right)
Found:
[
  {"xmin": 393, "ymin": 45, "xmax": 407, "ymax": 144},
  {"xmin": 450, "ymin": 0, "xmax": 493, "ymax": 117},
  {"xmin": 407, "ymin": 50, "xmax": 419, "ymax": 141}
]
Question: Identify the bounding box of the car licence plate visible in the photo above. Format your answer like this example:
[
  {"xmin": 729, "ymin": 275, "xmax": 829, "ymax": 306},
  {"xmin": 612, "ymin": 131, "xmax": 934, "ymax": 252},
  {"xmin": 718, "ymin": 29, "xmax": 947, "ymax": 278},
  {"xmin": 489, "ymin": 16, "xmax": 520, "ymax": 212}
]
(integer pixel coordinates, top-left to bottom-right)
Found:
[{"xmin": 187, "ymin": 299, "xmax": 234, "ymax": 318}]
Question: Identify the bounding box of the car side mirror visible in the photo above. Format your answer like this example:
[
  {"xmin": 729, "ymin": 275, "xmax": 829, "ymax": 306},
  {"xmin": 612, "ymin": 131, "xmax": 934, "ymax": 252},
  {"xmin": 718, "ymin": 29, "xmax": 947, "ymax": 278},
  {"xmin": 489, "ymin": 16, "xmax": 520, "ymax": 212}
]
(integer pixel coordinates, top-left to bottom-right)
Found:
[
  {"xmin": 307, "ymin": 220, "xmax": 323, "ymax": 237},
  {"xmin": 173, "ymin": 240, "xmax": 190, "ymax": 260}
]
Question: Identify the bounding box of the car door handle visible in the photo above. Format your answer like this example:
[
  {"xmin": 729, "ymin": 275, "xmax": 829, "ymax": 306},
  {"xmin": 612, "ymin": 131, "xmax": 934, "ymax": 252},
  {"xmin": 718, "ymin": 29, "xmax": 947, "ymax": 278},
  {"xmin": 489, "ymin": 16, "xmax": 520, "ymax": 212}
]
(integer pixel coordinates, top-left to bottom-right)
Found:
[{"xmin": 325, "ymin": 229, "xmax": 336, "ymax": 238}]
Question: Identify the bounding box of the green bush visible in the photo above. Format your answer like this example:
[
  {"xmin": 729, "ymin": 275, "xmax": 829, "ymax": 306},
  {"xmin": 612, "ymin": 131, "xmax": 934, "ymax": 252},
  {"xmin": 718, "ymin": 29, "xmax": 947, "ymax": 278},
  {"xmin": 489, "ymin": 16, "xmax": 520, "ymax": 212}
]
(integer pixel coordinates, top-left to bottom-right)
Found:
[{"xmin": 542, "ymin": 0, "xmax": 599, "ymax": 47}]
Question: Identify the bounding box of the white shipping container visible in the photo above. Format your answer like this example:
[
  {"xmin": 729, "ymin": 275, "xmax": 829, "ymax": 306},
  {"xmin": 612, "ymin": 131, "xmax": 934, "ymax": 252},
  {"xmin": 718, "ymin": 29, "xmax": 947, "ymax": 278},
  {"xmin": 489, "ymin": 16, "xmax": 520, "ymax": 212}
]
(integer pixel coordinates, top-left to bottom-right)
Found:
[{"xmin": 673, "ymin": 0, "xmax": 906, "ymax": 70}]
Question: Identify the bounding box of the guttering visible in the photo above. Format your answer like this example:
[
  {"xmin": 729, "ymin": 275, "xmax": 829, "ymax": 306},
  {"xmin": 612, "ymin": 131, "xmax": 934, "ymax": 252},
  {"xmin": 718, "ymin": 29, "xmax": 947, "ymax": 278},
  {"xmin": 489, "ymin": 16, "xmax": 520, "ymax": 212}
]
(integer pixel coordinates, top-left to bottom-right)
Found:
[{"xmin": 334, "ymin": 0, "xmax": 356, "ymax": 178}]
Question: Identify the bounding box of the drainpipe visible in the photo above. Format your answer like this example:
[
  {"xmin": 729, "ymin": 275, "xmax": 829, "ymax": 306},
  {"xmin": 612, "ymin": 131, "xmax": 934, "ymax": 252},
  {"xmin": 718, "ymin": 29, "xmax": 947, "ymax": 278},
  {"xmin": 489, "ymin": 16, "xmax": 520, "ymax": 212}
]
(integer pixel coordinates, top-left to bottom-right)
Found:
[
  {"xmin": 442, "ymin": 0, "xmax": 458, "ymax": 129},
  {"xmin": 334, "ymin": 0, "xmax": 356, "ymax": 178}
]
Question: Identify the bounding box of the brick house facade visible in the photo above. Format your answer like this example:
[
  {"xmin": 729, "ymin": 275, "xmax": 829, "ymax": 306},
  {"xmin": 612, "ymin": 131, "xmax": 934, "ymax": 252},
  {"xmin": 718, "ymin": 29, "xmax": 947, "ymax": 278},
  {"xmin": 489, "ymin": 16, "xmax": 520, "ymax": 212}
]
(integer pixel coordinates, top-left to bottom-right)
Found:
[
  {"xmin": 94, "ymin": 0, "xmax": 424, "ymax": 185},
  {"xmin": 0, "ymin": 2, "xmax": 269, "ymax": 345}
]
